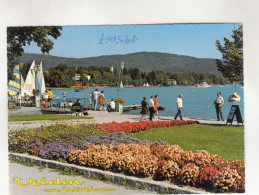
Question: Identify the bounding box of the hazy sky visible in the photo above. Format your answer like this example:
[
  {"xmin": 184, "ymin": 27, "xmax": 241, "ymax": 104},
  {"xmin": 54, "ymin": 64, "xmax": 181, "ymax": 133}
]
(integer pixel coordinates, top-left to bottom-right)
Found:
[{"xmin": 23, "ymin": 23, "xmax": 240, "ymax": 59}]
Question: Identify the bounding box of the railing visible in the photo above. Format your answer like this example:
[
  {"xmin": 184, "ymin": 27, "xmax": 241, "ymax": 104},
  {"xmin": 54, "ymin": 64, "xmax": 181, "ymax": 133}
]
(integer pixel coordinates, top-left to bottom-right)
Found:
[{"xmin": 51, "ymin": 98, "xmax": 90, "ymax": 107}]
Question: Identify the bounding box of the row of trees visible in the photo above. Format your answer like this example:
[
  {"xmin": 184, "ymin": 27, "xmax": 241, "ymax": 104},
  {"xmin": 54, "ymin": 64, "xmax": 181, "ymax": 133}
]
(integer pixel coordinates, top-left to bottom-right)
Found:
[{"xmin": 18, "ymin": 63, "xmax": 230, "ymax": 88}]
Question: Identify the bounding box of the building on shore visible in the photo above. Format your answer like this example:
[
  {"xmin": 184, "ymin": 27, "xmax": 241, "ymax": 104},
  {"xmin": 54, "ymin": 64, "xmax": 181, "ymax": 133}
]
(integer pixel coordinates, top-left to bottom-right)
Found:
[{"xmin": 167, "ymin": 79, "xmax": 177, "ymax": 86}]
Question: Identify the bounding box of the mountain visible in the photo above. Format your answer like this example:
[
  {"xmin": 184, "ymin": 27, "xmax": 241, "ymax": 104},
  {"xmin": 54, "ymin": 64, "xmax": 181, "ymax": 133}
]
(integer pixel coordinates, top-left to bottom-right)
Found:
[{"xmin": 19, "ymin": 52, "xmax": 220, "ymax": 74}]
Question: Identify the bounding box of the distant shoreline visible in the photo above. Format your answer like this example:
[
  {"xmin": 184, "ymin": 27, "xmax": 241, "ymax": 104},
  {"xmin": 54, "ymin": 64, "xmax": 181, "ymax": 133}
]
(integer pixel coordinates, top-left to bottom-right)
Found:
[{"xmin": 47, "ymin": 84, "xmax": 234, "ymax": 90}]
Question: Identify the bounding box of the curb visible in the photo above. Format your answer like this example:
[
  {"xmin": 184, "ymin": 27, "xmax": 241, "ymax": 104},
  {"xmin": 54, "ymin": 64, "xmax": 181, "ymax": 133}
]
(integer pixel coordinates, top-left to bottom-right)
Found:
[
  {"xmin": 8, "ymin": 119, "xmax": 95, "ymax": 125},
  {"xmin": 9, "ymin": 153, "xmax": 206, "ymax": 194}
]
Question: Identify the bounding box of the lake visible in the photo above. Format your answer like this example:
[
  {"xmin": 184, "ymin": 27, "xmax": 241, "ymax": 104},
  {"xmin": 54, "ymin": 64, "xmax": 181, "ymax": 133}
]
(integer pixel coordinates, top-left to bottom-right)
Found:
[{"xmin": 52, "ymin": 85, "xmax": 244, "ymax": 120}]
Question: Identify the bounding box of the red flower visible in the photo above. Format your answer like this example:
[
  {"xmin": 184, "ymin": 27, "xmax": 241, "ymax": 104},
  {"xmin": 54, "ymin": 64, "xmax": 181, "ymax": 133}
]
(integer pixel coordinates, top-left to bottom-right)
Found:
[{"xmin": 98, "ymin": 120, "xmax": 197, "ymax": 134}]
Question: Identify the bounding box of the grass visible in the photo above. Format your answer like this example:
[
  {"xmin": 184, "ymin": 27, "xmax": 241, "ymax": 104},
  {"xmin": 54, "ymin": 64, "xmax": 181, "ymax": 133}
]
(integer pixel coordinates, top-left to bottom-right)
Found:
[
  {"xmin": 129, "ymin": 124, "xmax": 244, "ymax": 162},
  {"xmin": 8, "ymin": 114, "xmax": 92, "ymax": 121}
]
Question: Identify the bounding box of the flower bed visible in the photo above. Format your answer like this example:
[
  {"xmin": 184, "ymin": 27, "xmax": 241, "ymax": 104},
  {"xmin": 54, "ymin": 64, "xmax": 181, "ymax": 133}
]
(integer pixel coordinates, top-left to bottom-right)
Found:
[
  {"xmin": 98, "ymin": 120, "xmax": 197, "ymax": 134},
  {"xmin": 69, "ymin": 143, "xmax": 244, "ymax": 193},
  {"xmin": 12, "ymin": 129, "xmax": 167, "ymax": 161}
]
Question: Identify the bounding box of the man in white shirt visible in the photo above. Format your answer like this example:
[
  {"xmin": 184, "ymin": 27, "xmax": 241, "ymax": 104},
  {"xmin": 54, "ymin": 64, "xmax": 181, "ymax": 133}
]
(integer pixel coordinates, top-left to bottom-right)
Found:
[
  {"xmin": 214, "ymin": 91, "xmax": 224, "ymax": 121},
  {"xmin": 92, "ymin": 89, "xmax": 100, "ymax": 110},
  {"xmin": 148, "ymin": 96, "xmax": 155, "ymax": 121},
  {"xmin": 174, "ymin": 94, "xmax": 183, "ymax": 120}
]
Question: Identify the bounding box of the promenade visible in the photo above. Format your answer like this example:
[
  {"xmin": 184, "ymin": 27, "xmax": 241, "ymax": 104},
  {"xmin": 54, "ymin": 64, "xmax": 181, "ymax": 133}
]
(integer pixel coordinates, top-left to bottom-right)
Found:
[{"xmin": 7, "ymin": 107, "xmax": 238, "ymax": 131}]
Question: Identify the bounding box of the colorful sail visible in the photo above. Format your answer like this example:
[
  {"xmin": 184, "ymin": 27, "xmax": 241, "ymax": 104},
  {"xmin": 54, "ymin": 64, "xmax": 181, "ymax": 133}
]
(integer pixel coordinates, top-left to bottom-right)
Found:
[{"xmin": 8, "ymin": 65, "xmax": 20, "ymax": 96}]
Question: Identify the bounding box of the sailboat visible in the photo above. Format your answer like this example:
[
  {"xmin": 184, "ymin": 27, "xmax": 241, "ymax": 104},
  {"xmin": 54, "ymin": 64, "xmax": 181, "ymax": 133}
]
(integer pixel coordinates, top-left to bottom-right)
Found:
[
  {"xmin": 21, "ymin": 60, "xmax": 36, "ymax": 96},
  {"xmin": 143, "ymin": 83, "xmax": 146, "ymax": 87},
  {"xmin": 21, "ymin": 60, "xmax": 46, "ymax": 97},
  {"xmin": 120, "ymin": 81, "xmax": 123, "ymax": 88},
  {"xmin": 36, "ymin": 60, "xmax": 46, "ymax": 96},
  {"xmin": 229, "ymin": 82, "xmax": 241, "ymax": 101},
  {"xmin": 146, "ymin": 82, "xmax": 150, "ymax": 87}
]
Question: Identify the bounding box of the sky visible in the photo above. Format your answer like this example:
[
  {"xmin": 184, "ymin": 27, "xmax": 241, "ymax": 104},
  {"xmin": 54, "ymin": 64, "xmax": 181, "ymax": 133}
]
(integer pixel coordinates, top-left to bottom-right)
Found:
[{"xmin": 23, "ymin": 23, "xmax": 241, "ymax": 59}]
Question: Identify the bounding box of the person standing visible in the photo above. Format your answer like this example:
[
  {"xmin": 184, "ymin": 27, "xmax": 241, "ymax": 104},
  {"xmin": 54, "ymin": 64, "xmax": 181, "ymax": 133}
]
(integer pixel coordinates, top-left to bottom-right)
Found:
[
  {"xmin": 148, "ymin": 96, "xmax": 155, "ymax": 121},
  {"xmin": 99, "ymin": 90, "xmax": 105, "ymax": 111},
  {"xmin": 47, "ymin": 89, "xmax": 53, "ymax": 107},
  {"xmin": 92, "ymin": 89, "xmax": 100, "ymax": 110},
  {"xmin": 43, "ymin": 90, "xmax": 49, "ymax": 108},
  {"xmin": 214, "ymin": 92, "xmax": 224, "ymax": 121},
  {"xmin": 89, "ymin": 92, "xmax": 93, "ymax": 110},
  {"xmin": 154, "ymin": 95, "xmax": 160, "ymax": 119},
  {"xmin": 110, "ymin": 99, "xmax": 115, "ymax": 112},
  {"xmin": 174, "ymin": 94, "xmax": 183, "ymax": 120},
  {"xmin": 141, "ymin": 96, "xmax": 149, "ymax": 120}
]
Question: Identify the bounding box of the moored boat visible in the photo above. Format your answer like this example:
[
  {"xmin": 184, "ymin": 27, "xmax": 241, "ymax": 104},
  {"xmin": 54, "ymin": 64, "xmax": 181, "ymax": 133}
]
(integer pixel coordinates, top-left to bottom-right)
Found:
[
  {"xmin": 194, "ymin": 81, "xmax": 212, "ymax": 88},
  {"xmin": 228, "ymin": 92, "xmax": 241, "ymax": 102}
]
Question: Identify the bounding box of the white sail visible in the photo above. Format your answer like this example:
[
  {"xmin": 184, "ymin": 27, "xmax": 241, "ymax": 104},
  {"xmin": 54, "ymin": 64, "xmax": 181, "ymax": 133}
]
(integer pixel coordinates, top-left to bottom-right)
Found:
[
  {"xmin": 143, "ymin": 83, "xmax": 146, "ymax": 87},
  {"xmin": 21, "ymin": 60, "xmax": 36, "ymax": 96},
  {"xmin": 36, "ymin": 60, "xmax": 46, "ymax": 95},
  {"xmin": 146, "ymin": 82, "xmax": 150, "ymax": 87},
  {"xmin": 120, "ymin": 81, "xmax": 123, "ymax": 88}
]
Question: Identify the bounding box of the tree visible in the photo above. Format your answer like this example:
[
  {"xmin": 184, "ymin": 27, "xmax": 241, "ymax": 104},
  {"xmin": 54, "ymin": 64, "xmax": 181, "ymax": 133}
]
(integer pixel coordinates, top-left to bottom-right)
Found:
[
  {"xmin": 215, "ymin": 25, "xmax": 243, "ymax": 83},
  {"xmin": 7, "ymin": 26, "xmax": 62, "ymax": 81}
]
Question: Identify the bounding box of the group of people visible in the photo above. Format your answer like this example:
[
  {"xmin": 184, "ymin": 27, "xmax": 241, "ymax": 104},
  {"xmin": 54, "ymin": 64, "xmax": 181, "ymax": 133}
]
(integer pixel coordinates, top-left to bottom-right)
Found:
[
  {"xmin": 42, "ymin": 89, "xmax": 53, "ymax": 108},
  {"xmin": 141, "ymin": 95, "xmax": 160, "ymax": 121},
  {"xmin": 88, "ymin": 89, "xmax": 107, "ymax": 111},
  {"xmin": 141, "ymin": 92, "xmax": 225, "ymax": 121}
]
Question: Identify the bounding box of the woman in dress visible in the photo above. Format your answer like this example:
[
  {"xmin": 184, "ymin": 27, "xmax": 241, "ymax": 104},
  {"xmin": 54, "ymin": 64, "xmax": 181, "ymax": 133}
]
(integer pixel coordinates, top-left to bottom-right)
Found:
[
  {"xmin": 154, "ymin": 95, "xmax": 160, "ymax": 119},
  {"xmin": 99, "ymin": 90, "xmax": 105, "ymax": 111},
  {"xmin": 141, "ymin": 96, "xmax": 149, "ymax": 120}
]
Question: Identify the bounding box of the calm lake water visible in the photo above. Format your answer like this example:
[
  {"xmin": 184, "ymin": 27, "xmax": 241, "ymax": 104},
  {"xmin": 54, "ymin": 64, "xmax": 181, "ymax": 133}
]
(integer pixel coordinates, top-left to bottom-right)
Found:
[{"xmin": 52, "ymin": 85, "xmax": 244, "ymax": 120}]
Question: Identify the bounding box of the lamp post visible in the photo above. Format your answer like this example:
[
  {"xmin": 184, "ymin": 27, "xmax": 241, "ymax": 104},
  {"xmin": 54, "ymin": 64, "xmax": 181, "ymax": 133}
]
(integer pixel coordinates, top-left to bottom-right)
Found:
[
  {"xmin": 30, "ymin": 61, "xmax": 41, "ymax": 91},
  {"xmin": 30, "ymin": 60, "xmax": 41, "ymax": 107},
  {"xmin": 110, "ymin": 61, "xmax": 124, "ymax": 98}
]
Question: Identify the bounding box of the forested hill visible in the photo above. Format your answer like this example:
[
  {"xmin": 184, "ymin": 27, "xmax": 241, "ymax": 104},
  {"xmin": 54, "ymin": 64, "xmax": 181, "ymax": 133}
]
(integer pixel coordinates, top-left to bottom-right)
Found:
[{"xmin": 20, "ymin": 52, "xmax": 220, "ymax": 74}]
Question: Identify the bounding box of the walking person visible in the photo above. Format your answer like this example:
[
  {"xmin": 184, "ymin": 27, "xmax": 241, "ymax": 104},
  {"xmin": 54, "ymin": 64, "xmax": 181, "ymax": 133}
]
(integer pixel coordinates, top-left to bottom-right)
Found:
[
  {"xmin": 99, "ymin": 90, "xmax": 105, "ymax": 111},
  {"xmin": 174, "ymin": 94, "xmax": 184, "ymax": 120},
  {"xmin": 148, "ymin": 96, "xmax": 155, "ymax": 121},
  {"xmin": 214, "ymin": 92, "xmax": 224, "ymax": 121},
  {"xmin": 43, "ymin": 90, "xmax": 49, "ymax": 108},
  {"xmin": 92, "ymin": 89, "xmax": 100, "ymax": 110},
  {"xmin": 141, "ymin": 96, "xmax": 149, "ymax": 120},
  {"xmin": 154, "ymin": 95, "xmax": 160, "ymax": 119}
]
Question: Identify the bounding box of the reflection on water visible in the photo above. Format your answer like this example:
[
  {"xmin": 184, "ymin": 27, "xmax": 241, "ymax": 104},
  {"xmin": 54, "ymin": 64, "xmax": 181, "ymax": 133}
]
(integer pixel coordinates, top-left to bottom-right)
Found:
[{"xmin": 52, "ymin": 85, "xmax": 244, "ymax": 120}]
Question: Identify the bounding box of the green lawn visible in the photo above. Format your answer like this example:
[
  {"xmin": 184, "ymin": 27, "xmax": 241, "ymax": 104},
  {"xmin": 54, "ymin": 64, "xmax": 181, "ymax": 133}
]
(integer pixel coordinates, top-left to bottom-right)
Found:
[
  {"xmin": 129, "ymin": 124, "xmax": 244, "ymax": 162},
  {"xmin": 8, "ymin": 114, "xmax": 92, "ymax": 121}
]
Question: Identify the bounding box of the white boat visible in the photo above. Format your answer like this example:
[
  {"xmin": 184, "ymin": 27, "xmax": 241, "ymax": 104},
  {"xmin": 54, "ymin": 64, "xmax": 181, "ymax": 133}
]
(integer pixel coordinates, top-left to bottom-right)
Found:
[
  {"xmin": 20, "ymin": 60, "xmax": 46, "ymax": 97},
  {"xmin": 143, "ymin": 83, "xmax": 146, "ymax": 87},
  {"xmin": 21, "ymin": 60, "xmax": 36, "ymax": 96},
  {"xmin": 146, "ymin": 82, "xmax": 150, "ymax": 87},
  {"xmin": 194, "ymin": 81, "xmax": 212, "ymax": 88},
  {"xmin": 229, "ymin": 92, "xmax": 241, "ymax": 101},
  {"xmin": 120, "ymin": 81, "xmax": 123, "ymax": 88},
  {"xmin": 228, "ymin": 82, "xmax": 241, "ymax": 102}
]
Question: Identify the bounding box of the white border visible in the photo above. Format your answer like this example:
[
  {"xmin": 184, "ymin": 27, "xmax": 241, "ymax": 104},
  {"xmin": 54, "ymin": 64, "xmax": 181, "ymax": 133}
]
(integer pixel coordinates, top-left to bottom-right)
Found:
[{"xmin": 1, "ymin": 0, "xmax": 259, "ymax": 194}]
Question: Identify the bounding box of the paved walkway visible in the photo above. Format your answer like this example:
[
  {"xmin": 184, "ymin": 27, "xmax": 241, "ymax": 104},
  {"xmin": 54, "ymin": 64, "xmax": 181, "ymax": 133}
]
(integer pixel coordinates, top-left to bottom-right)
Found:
[
  {"xmin": 8, "ymin": 107, "xmax": 241, "ymax": 131},
  {"xmin": 9, "ymin": 162, "xmax": 155, "ymax": 195}
]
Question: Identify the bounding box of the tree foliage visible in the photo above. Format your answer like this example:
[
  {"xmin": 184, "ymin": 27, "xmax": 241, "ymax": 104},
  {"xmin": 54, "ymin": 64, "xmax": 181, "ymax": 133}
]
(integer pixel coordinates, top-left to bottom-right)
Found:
[
  {"xmin": 44, "ymin": 65, "xmax": 229, "ymax": 88},
  {"xmin": 215, "ymin": 25, "xmax": 243, "ymax": 82},
  {"xmin": 7, "ymin": 26, "xmax": 62, "ymax": 81}
]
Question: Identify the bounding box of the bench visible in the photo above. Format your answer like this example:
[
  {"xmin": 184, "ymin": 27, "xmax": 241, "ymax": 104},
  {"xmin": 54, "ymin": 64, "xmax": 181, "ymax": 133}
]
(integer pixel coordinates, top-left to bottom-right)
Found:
[{"xmin": 69, "ymin": 106, "xmax": 83, "ymax": 116}]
